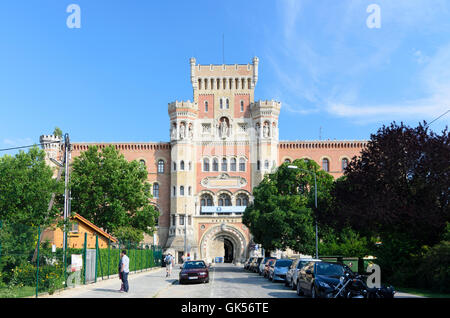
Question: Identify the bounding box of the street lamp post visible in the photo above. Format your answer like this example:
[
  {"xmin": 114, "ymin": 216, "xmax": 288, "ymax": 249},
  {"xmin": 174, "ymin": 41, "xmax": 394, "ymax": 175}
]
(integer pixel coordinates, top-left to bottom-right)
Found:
[{"xmin": 288, "ymin": 165, "xmax": 318, "ymax": 259}]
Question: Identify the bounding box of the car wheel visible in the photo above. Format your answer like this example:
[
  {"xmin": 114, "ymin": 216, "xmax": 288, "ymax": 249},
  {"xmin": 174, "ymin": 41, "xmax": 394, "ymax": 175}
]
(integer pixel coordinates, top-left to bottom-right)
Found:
[{"xmin": 296, "ymin": 281, "xmax": 303, "ymax": 296}]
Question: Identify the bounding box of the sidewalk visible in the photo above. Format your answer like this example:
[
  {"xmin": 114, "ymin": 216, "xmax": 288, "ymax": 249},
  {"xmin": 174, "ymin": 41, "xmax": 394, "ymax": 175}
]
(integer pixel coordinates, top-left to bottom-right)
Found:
[{"xmin": 44, "ymin": 266, "xmax": 180, "ymax": 298}]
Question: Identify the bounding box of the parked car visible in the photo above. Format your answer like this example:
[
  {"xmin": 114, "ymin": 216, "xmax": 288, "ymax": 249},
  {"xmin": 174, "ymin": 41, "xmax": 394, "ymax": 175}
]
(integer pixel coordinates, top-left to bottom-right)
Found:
[
  {"xmin": 285, "ymin": 258, "xmax": 321, "ymax": 290},
  {"xmin": 250, "ymin": 257, "xmax": 264, "ymax": 273},
  {"xmin": 297, "ymin": 261, "xmax": 352, "ymax": 298},
  {"xmin": 258, "ymin": 257, "xmax": 276, "ymax": 275},
  {"xmin": 244, "ymin": 257, "xmax": 256, "ymax": 270},
  {"xmin": 179, "ymin": 260, "xmax": 210, "ymax": 284},
  {"xmin": 268, "ymin": 259, "xmax": 293, "ymax": 282},
  {"xmin": 263, "ymin": 259, "xmax": 277, "ymax": 278}
]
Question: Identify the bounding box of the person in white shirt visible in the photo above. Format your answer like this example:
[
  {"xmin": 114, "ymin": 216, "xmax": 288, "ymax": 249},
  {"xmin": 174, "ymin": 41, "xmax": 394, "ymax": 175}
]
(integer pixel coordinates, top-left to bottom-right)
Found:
[
  {"xmin": 164, "ymin": 253, "xmax": 174, "ymax": 277},
  {"xmin": 120, "ymin": 250, "xmax": 130, "ymax": 293}
]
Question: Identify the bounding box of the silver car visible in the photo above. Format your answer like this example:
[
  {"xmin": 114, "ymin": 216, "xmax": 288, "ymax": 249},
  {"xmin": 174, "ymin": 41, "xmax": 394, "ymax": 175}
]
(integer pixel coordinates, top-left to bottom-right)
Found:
[
  {"xmin": 269, "ymin": 259, "xmax": 294, "ymax": 282},
  {"xmin": 285, "ymin": 258, "xmax": 322, "ymax": 290}
]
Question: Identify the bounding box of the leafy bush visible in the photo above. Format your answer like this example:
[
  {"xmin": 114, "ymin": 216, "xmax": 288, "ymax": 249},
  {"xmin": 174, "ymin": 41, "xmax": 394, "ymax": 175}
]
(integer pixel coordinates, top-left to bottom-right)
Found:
[{"xmin": 415, "ymin": 241, "xmax": 450, "ymax": 293}]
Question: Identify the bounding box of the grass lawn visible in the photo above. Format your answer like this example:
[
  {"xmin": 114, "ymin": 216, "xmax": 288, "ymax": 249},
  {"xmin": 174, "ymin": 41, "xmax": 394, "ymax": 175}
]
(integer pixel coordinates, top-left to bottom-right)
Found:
[
  {"xmin": 0, "ymin": 286, "xmax": 35, "ymax": 298},
  {"xmin": 397, "ymin": 287, "xmax": 450, "ymax": 298}
]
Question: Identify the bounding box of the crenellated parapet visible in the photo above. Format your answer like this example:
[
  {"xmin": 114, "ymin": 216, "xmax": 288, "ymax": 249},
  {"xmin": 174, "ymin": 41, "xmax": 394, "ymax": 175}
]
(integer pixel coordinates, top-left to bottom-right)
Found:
[
  {"xmin": 278, "ymin": 140, "xmax": 368, "ymax": 149},
  {"xmin": 39, "ymin": 134, "xmax": 63, "ymax": 167}
]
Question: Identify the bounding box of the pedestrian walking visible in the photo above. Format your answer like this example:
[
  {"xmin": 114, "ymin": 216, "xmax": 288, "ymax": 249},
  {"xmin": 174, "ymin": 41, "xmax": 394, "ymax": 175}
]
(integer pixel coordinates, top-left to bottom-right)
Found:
[
  {"xmin": 164, "ymin": 253, "xmax": 174, "ymax": 277},
  {"xmin": 118, "ymin": 256, "xmax": 124, "ymax": 292},
  {"xmin": 120, "ymin": 250, "xmax": 130, "ymax": 293}
]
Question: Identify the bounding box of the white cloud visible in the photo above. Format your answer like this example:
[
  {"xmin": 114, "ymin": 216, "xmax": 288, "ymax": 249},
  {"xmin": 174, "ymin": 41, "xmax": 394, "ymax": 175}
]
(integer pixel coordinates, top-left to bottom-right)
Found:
[{"xmin": 266, "ymin": 0, "xmax": 450, "ymax": 124}]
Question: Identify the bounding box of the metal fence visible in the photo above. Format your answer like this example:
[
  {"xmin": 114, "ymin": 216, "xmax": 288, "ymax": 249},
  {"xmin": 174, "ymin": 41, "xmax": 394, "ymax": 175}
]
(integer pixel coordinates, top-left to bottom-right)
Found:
[{"xmin": 0, "ymin": 222, "xmax": 163, "ymax": 298}]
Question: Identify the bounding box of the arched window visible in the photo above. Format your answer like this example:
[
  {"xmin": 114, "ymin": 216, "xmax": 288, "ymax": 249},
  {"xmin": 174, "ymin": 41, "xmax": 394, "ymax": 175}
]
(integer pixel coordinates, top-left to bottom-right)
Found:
[
  {"xmin": 240, "ymin": 100, "xmax": 244, "ymax": 112},
  {"xmin": 342, "ymin": 158, "xmax": 349, "ymax": 171},
  {"xmin": 153, "ymin": 183, "xmax": 159, "ymax": 198},
  {"xmin": 239, "ymin": 158, "xmax": 246, "ymax": 171},
  {"xmin": 173, "ymin": 186, "xmax": 176, "ymax": 196},
  {"xmin": 285, "ymin": 159, "xmax": 291, "ymax": 164},
  {"xmin": 139, "ymin": 159, "xmax": 146, "ymax": 167},
  {"xmin": 188, "ymin": 161, "xmax": 192, "ymax": 171},
  {"xmin": 221, "ymin": 158, "xmax": 227, "ymax": 171},
  {"xmin": 218, "ymin": 193, "xmax": 231, "ymax": 206},
  {"xmin": 264, "ymin": 160, "xmax": 269, "ymax": 170},
  {"xmin": 230, "ymin": 158, "xmax": 237, "ymax": 171},
  {"xmin": 180, "ymin": 186, "xmax": 184, "ymax": 196},
  {"xmin": 200, "ymin": 193, "xmax": 213, "ymax": 206},
  {"xmin": 203, "ymin": 158, "xmax": 210, "ymax": 172},
  {"xmin": 226, "ymin": 99, "xmax": 229, "ymax": 109},
  {"xmin": 220, "ymin": 99, "xmax": 223, "ymax": 109},
  {"xmin": 257, "ymin": 160, "xmax": 261, "ymax": 170},
  {"xmin": 236, "ymin": 194, "xmax": 249, "ymax": 206},
  {"xmin": 173, "ymin": 162, "xmax": 176, "ymax": 171},
  {"xmin": 322, "ymin": 158, "xmax": 330, "ymax": 172},
  {"xmin": 205, "ymin": 101, "xmax": 208, "ymax": 112},
  {"xmin": 157, "ymin": 159, "xmax": 165, "ymax": 173},
  {"xmin": 180, "ymin": 160, "xmax": 185, "ymax": 170},
  {"xmin": 188, "ymin": 186, "xmax": 192, "ymax": 196},
  {"xmin": 212, "ymin": 158, "xmax": 219, "ymax": 171}
]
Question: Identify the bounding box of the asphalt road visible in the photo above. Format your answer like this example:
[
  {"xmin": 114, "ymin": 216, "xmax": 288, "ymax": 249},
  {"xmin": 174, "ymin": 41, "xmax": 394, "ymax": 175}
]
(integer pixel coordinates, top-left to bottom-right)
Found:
[
  {"xmin": 156, "ymin": 263, "xmax": 299, "ymax": 298},
  {"xmin": 46, "ymin": 263, "xmax": 423, "ymax": 298}
]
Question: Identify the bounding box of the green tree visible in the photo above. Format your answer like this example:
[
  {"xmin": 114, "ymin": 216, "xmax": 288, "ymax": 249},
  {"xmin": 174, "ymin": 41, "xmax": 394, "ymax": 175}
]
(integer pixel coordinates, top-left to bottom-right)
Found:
[
  {"xmin": 243, "ymin": 159, "xmax": 334, "ymax": 254},
  {"xmin": 53, "ymin": 127, "xmax": 63, "ymax": 138},
  {"xmin": 69, "ymin": 145, "xmax": 158, "ymax": 242},
  {"xmin": 0, "ymin": 147, "xmax": 62, "ymax": 226},
  {"xmin": 326, "ymin": 122, "xmax": 449, "ymax": 285},
  {"xmin": 0, "ymin": 147, "xmax": 62, "ymax": 273}
]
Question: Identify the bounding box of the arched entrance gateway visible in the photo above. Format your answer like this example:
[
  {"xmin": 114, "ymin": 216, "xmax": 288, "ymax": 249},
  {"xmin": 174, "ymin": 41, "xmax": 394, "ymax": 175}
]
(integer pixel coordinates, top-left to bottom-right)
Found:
[{"xmin": 200, "ymin": 224, "xmax": 248, "ymax": 264}]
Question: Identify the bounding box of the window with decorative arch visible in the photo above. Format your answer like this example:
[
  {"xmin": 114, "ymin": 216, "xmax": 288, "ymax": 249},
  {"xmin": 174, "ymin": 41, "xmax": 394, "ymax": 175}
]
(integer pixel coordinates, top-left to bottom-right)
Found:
[
  {"xmin": 236, "ymin": 193, "xmax": 249, "ymax": 206},
  {"xmin": 322, "ymin": 158, "xmax": 330, "ymax": 172},
  {"xmin": 239, "ymin": 158, "xmax": 246, "ymax": 171},
  {"xmin": 203, "ymin": 158, "xmax": 210, "ymax": 172},
  {"xmin": 230, "ymin": 158, "xmax": 237, "ymax": 171},
  {"xmin": 157, "ymin": 159, "xmax": 165, "ymax": 173},
  {"xmin": 153, "ymin": 183, "xmax": 159, "ymax": 198},
  {"xmin": 221, "ymin": 158, "xmax": 228, "ymax": 171},
  {"xmin": 200, "ymin": 193, "xmax": 213, "ymax": 207},
  {"xmin": 205, "ymin": 100, "xmax": 208, "ymax": 112},
  {"xmin": 341, "ymin": 158, "xmax": 349, "ymax": 171},
  {"xmin": 218, "ymin": 193, "xmax": 231, "ymax": 206},
  {"xmin": 212, "ymin": 158, "xmax": 219, "ymax": 171}
]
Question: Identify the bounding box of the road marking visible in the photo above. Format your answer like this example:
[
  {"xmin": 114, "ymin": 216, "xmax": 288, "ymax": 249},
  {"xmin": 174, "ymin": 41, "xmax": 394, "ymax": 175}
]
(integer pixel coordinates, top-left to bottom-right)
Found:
[{"xmin": 209, "ymin": 265, "xmax": 216, "ymax": 298}]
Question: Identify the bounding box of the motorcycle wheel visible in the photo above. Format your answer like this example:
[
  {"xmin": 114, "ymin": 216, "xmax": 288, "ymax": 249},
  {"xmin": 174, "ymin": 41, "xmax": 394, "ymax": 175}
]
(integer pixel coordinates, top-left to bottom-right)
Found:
[
  {"xmin": 311, "ymin": 285, "xmax": 317, "ymax": 298},
  {"xmin": 296, "ymin": 281, "xmax": 303, "ymax": 296}
]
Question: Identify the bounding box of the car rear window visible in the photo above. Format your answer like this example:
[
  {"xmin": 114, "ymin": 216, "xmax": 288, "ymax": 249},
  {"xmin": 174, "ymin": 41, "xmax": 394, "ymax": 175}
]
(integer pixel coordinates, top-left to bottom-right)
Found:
[
  {"xmin": 275, "ymin": 259, "xmax": 293, "ymax": 267},
  {"xmin": 315, "ymin": 263, "xmax": 345, "ymax": 276},
  {"xmin": 183, "ymin": 261, "xmax": 206, "ymax": 269}
]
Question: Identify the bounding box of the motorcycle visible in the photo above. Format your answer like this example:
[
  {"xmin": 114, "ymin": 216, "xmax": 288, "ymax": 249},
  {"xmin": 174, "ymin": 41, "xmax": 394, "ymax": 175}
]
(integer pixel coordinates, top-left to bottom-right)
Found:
[{"xmin": 331, "ymin": 272, "xmax": 396, "ymax": 298}]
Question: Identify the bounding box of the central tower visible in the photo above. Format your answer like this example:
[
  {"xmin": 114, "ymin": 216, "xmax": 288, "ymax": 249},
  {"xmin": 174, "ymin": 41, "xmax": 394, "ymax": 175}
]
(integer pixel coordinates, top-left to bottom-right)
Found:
[{"xmin": 166, "ymin": 57, "xmax": 280, "ymax": 263}]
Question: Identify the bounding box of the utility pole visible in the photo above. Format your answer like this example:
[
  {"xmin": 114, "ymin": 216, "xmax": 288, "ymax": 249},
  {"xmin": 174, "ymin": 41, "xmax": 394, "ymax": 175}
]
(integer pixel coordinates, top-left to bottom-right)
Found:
[{"xmin": 62, "ymin": 133, "xmax": 71, "ymax": 264}]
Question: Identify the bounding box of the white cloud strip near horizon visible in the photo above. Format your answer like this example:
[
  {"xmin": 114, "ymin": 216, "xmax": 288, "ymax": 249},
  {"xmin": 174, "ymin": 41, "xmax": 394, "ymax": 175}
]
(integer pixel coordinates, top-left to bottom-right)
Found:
[{"xmin": 271, "ymin": 0, "xmax": 450, "ymax": 124}]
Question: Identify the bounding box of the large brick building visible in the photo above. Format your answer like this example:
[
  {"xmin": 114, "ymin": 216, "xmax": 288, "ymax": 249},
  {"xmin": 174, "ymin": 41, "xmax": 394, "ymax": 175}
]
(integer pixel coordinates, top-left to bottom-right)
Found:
[{"xmin": 41, "ymin": 57, "xmax": 367, "ymax": 264}]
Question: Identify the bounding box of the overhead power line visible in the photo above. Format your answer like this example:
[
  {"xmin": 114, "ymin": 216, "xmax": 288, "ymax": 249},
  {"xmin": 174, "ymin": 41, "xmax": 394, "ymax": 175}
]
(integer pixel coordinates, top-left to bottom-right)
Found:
[
  {"xmin": 0, "ymin": 140, "xmax": 61, "ymax": 152},
  {"xmin": 425, "ymin": 109, "xmax": 450, "ymax": 128}
]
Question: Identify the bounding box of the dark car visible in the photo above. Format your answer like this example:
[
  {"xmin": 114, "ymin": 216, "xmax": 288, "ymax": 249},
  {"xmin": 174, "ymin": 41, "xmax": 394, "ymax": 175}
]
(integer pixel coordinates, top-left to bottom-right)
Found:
[
  {"xmin": 250, "ymin": 257, "xmax": 264, "ymax": 273},
  {"xmin": 263, "ymin": 259, "xmax": 277, "ymax": 278},
  {"xmin": 268, "ymin": 259, "xmax": 293, "ymax": 282},
  {"xmin": 179, "ymin": 260, "xmax": 210, "ymax": 284},
  {"xmin": 297, "ymin": 261, "xmax": 352, "ymax": 298}
]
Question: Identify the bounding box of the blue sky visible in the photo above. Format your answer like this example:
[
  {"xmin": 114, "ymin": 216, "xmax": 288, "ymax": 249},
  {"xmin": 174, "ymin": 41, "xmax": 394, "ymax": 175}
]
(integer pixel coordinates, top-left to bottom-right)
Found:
[{"xmin": 0, "ymin": 0, "xmax": 449, "ymax": 155}]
